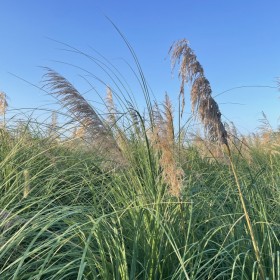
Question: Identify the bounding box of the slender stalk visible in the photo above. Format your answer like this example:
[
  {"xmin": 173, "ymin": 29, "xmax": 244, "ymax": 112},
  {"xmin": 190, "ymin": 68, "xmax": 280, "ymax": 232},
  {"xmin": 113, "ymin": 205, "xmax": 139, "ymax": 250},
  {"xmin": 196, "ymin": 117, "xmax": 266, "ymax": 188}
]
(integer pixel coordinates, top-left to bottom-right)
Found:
[
  {"xmin": 178, "ymin": 91, "xmax": 181, "ymax": 163},
  {"xmin": 224, "ymin": 143, "xmax": 265, "ymax": 280}
]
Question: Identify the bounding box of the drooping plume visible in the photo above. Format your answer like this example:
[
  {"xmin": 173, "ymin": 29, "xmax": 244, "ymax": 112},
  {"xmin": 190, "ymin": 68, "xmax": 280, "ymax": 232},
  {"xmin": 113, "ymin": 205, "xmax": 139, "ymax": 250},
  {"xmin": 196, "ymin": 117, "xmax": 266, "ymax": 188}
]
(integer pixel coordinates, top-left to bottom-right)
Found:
[
  {"xmin": 43, "ymin": 68, "xmax": 124, "ymax": 164},
  {"xmin": 169, "ymin": 39, "xmax": 228, "ymax": 145}
]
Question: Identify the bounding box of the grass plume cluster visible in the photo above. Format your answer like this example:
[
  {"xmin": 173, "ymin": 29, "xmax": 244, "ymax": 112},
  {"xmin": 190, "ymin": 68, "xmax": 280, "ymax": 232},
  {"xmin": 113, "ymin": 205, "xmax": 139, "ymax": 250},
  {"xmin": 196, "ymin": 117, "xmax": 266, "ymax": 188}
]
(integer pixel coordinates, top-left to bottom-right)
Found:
[
  {"xmin": 0, "ymin": 36, "xmax": 279, "ymax": 280},
  {"xmin": 170, "ymin": 39, "xmax": 227, "ymax": 145},
  {"xmin": 149, "ymin": 93, "xmax": 184, "ymax": 197},
  {"xmin": 43, "ymin": 68, "xmax": 125, "ymax": 168}
]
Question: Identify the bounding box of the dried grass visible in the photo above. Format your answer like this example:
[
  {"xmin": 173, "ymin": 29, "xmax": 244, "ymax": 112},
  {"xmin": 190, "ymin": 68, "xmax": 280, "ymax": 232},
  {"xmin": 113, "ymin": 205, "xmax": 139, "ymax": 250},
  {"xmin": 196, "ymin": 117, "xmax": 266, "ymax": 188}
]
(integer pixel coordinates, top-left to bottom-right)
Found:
[
  {"xmin": 43, "ymin": 68, "xmax": 125, "ymax": 167},
  {"xmin": 105, "ymin": 86, "xmax": 116, "ymax": 126},
  {"xmin": 72, "ymin": 125, "xmax": 86, "ymax": 139},
  {"xmin": 169, "ymin": 39, "xmax": 228, "ymax": 145},
  {"xmin": 170, "ymin": 40, "xmax": 264, "ymax": 276},
  {"xmin": 150, "ymin": 94, "xmax": 184, "ymax": 197},
  {"xmin": 170, "ymin": 39, "xmax": 204, "ymax": 117},
  {"xmin": 0, "ymin": 91, "xmax": 8, "ymax": 116},
  {"xmin": 48, "ymin": 111, "xmax": 59, "ymax": 139}
]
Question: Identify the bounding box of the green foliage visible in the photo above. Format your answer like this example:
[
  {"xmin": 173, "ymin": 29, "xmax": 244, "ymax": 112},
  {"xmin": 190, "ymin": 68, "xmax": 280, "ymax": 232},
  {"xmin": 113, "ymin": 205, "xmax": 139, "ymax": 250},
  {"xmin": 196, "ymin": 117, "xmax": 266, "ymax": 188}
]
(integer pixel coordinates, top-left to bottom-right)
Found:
[{"xmin": 0, "ymin": 125, "xmax": 279, "ymax": 279}]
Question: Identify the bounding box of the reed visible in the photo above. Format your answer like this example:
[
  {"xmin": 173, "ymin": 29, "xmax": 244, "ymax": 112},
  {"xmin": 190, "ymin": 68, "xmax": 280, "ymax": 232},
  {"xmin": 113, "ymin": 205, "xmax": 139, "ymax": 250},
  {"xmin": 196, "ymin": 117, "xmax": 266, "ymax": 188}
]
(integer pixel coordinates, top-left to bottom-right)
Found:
[
  {"xmin": 170, "ymin": 39, "xmax": 227, "ymax": 145},
  {"xmin": 170, "ymin": 38, "xmax": 265, "ymax": 279},
  {"xmin": 0, "ymin": 33, "xmax": 279, "ymax": 279}
]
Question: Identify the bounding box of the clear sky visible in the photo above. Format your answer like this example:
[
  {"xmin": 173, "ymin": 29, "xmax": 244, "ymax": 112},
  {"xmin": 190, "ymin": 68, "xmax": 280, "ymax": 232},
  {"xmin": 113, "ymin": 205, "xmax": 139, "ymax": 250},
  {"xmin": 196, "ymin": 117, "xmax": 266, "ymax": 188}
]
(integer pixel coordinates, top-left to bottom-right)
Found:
[{"xmin": 0, "ymin": 0, "xmax": 279, "ymax": 133}]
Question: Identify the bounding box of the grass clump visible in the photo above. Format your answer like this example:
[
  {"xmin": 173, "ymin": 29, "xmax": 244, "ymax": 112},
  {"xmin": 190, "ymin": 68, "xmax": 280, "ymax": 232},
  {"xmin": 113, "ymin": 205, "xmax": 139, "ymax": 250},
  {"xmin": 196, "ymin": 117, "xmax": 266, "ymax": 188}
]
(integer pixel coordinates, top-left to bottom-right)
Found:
[{"xmin": 0, "ymin": 36, "xmax": 280, "ymax": 280}]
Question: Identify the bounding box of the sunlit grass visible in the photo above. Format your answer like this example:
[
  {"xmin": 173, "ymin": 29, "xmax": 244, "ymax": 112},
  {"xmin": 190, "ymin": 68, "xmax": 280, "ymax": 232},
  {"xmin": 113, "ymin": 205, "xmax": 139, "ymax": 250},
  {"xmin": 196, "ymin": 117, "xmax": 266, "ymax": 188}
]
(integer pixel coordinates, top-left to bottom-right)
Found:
[
  {"xmin": 0, "ymin": 123, "xmax": 279, "ymax": 279},
  {"xmin": 0, "ymin": 32, "xmax": 280, "ymax": 279}
]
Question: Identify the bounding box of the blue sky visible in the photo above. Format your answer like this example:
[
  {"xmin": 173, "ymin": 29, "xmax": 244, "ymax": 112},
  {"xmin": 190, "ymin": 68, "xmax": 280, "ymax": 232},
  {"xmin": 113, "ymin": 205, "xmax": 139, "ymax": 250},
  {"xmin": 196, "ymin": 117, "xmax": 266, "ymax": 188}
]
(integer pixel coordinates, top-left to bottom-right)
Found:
[{"xmin": 0, "ymin": 1, "xmax": 279, "ymax": 133}]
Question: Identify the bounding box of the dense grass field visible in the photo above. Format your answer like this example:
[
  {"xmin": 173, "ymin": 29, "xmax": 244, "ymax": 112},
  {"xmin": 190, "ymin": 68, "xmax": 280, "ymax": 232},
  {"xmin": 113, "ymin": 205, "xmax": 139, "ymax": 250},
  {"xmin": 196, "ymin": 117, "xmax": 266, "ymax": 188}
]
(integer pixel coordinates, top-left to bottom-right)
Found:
[{"xmin": 0, "ymin": 39, "xmax": 280, "ymax": 279}]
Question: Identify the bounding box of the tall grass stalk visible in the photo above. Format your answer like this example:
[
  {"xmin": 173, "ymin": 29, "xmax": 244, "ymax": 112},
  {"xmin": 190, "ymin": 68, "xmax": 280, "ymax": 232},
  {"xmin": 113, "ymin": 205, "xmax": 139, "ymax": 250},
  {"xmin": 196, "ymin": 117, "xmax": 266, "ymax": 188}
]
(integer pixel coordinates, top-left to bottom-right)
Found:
[{"xmin": 170, "ymin": 38, "xmax": 265, "ymax": 279}]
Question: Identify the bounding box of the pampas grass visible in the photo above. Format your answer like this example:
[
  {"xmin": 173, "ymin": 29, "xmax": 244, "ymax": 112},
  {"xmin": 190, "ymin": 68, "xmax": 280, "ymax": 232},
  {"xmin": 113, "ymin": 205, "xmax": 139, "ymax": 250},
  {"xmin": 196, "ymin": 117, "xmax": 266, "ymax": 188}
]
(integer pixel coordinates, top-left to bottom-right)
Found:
[
  {"xmin": 43, "ymin": 68, "xmax": 125, "ymax": 167},
  {"xmin": 170, "ymin": 38, "xmax": 265, "ymax": 279},
  {"xmin": 47, "ymin": 111, "xmax": 59, "ymax": 140},
  {"xmin": 105, "ymin": 85, "xmax": 117, "ymax": 127},
  {"xmin": 170, "ymin": 39, "xmax": 228, "ymax": 145},
  {"xmin": 150, "ymin": 93, "xmax": 184, "ymax": 197},
  {"xmin": 0, "ymin": 91, "xmax": 8, "ymax": 116},
  {"xmin": 1, "ymin": 116, "xmax": 280, "ymax": 279},
  {"xmin": 0, "ymin": 33, "xmax": 279, "ymax": 279},
  {"xmin": 43, "ymin": 68, "xmax": 110, "ymax": 141}
]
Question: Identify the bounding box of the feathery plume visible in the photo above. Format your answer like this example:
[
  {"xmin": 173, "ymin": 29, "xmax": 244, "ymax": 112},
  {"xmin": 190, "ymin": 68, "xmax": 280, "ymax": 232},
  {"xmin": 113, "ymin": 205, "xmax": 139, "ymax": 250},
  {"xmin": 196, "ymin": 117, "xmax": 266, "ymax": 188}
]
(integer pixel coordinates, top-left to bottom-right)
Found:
[
  {"xmin": 51, "ymin": 111, "xmax": 57, "ymax": 130},
  {"xmin": 163, "ymin": 93, "xmax": 175, "ymax": 144},
  {"xmin": 170, "ymin": 40, "xmax": 264, "ymax": 275},
  {"xmin": 48, "ymin": 111, "xmax": 59, "ymax": 139},
  {"xmin": 151, "ymin": 96, "xmax": 184, "ymax": 197},
  {"xmin": 43, "ymin": 68, "xmax": 124, "ymax": 165},
  {"xmin": 169, "ymin": 39, "xmax": 228, "ymax": 145},
  {"xmin": 0, "ymin": 91, "xmax": 8, "ymax": 128},
  {"xmin": 105, "ymin": 86, "xmax": 116, "ymax": 126},
  {"xmin": 169, "ymin": 39, "xmax": 204, "ymax": 117},
  {"xmin": 0, "ymin": 91, "xmax": 8, "ymax": 116},
  {"xmin": 72, "ymin": 125, "xmax": 86, "ymax": 139}
]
